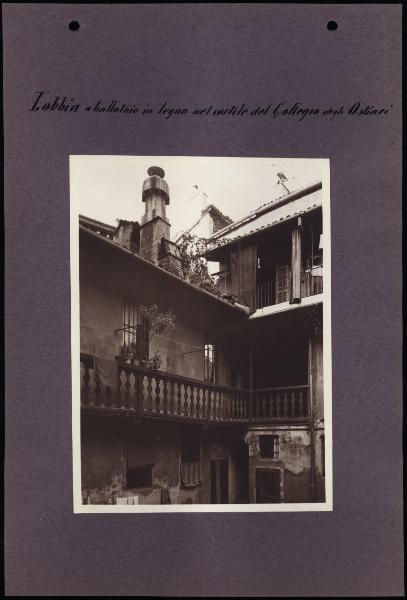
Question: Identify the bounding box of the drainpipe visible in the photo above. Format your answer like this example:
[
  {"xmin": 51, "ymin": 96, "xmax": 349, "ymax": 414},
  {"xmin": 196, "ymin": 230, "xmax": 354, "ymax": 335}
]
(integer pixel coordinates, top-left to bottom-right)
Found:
[{"xmin": 308, "ymin": 334, "xmax": 317, "ymax": 502}]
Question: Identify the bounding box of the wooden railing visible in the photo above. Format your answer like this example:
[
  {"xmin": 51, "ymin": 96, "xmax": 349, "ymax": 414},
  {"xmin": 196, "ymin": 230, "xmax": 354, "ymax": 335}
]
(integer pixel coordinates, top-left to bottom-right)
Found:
[
  {"xmin": 80, "ymin": 355, "xmax": 309, "ymax": 424},
  {"xmin": 251, "ymin": 385, "xmax": 309, "ymax": 422},
  {"xmin": 255, "ymin": 269, "xmax": 323, "ymax": 310},
  {"xmin": 81, "ymin": 355, "xmax": 248, "ymax": 422}
]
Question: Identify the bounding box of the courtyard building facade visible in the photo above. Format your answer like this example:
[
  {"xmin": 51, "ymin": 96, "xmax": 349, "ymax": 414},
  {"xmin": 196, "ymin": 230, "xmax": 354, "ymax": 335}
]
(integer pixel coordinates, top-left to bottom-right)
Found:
[{"xmin": 79, "ymin": 166, "xmax": 325, "ymax": 505}]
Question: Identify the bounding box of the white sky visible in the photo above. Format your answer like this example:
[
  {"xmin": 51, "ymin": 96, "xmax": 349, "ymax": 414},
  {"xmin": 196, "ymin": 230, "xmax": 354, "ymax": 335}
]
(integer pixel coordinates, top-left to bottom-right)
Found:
[{"xmin": 70, "ymin": 156, "xmax": 326, "ymax": 240}]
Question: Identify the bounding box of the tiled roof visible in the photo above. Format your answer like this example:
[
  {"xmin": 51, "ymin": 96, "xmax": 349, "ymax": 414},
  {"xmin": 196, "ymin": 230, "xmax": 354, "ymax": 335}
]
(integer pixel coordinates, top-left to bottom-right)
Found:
[
  {"xmin": 204, "ymin": 204, "xmax": 233, "ymax": 225},
  {"xmin": 207, "ymin": 181, "xmax": 322, "ymax": 249}
]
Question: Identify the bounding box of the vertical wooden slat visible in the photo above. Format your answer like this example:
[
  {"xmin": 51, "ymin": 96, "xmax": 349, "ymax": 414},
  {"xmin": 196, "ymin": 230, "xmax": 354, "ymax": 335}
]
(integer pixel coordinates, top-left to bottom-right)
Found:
[
  {"xmin": 169, "ymin": 380, "xmax": 175, "ymax": 415},
  {"xmin": 276, "ymin": 392, "xmax": 281, "ymax": 418},
  {"xmin": 290, "ymin": 392, "xmax": 298, "ymax": 419},
  {"xmin": 202, "ymin": 387, "xmax": 207, "ymax": 420},
  {"xmin": 198, "ymin": 386, "xmax": 202, "ymax": 418},
  {"xmin": 163, "ymin": 378, "xmax": 168, "ymax": 414},
  {"xmin": 193, "ymin": 385, "xmax": 197, "ymax": 417},
  {"xmin": 136, "ymin": 373, "xmax": 144, "ymax": 417},
  {"xmin": 209, "ymin": 389, "xmax": 213, "ymax": 420},
  {"xmin": 207, "ymin": 388, "xmax": 212, "ymax": 419},
  {"xmin": 155, "ymin": 377, "xmax": 160, "ymax": 413},
  {"xmin": 291, "ymin": 225, "xmax": 302, "ymax": 303},
  {"xmin": 176, "ymin": 382, "xmax": 182, "ymax": 415},
  {"xmin": 185, "ymin": 382, "xmax": 189, "ymax": 416},
  {"xmin": 182, "ymin": 383, "xmax": 187, "ymax": 416},
  {"xmin": 283, "ymin": 392, "xmax": 288, "ymax": 418},
  {"xmin": 298, "ymin": 390, "xmax": 304, "ymax": 417},
  {"xmin": 146, "ymin": 374, "xmax": 152, "ymax": 412}
]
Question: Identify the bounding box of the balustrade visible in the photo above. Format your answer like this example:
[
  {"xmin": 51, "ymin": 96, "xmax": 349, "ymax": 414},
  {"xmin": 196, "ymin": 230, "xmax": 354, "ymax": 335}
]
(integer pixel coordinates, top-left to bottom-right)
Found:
[{"xmin": 80, "ymin": 355, "xmax": 308, "ymax": 424}]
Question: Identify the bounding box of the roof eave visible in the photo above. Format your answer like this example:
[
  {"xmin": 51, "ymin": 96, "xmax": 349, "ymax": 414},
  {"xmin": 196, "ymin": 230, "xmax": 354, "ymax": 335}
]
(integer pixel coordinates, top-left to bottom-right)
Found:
[{"xmin": 79, "ymin": 225, "xmax": 247, "ymax": 314}]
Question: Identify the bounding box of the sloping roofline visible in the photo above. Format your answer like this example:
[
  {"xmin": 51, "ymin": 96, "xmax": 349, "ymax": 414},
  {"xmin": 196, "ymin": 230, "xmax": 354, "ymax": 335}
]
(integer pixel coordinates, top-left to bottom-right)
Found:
[
  {"xmin": 79, "ymin": 214, "xmax": 116, "ymax": 232},
  {"xmin": 79, "ymin": 224, "xmax": 248, "ymax": 314}
]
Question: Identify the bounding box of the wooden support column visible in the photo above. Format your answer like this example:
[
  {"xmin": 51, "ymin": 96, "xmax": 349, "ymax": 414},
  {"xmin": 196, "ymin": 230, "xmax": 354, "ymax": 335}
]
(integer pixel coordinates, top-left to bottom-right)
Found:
[
  {"xmin": 290, "ymin": 218, "xmax": 302, "ymax": 303},
  {"xmin": 308, "ymin": 334, "xmax": 316, "ymax": 502},
  {"xmin": 249, "ymin": 338, "xmax": 253, "ymax": 421}
]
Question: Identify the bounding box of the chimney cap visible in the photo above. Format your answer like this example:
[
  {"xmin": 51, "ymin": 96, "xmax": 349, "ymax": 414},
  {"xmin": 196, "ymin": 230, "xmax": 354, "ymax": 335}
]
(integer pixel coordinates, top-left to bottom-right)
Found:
[{"xmin": 147, "ymin": 166, "xmax": 165, "ymax": 179}]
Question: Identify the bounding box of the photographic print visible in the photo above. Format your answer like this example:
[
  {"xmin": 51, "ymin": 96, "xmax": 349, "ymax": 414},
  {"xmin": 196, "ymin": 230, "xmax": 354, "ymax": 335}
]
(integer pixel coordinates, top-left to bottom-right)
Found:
[
  {"xmin": 71, "ymin": 156, "xmax": 331, "ymax": 512},
  {"xmin": 5, "ymin": 3, "xmax": 402, "ymax": 595}
]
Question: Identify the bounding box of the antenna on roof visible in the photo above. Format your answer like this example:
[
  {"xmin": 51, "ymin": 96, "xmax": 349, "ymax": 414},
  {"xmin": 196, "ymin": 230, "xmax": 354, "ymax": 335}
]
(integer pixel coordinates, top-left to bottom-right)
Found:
[
  {"xmin": 188, "ymin": 184, "xmax": 209, "ymax": 212},
  {"xmin": 277, "ymin": 172, "xmax": 290, "ymax": 194}
]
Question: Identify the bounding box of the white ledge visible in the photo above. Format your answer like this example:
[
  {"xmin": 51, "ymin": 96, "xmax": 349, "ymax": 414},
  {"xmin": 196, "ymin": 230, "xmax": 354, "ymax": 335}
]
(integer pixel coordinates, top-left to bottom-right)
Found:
[{"xmin": 249, "ymin": 293, "xmax": 323, "ymax": 319}]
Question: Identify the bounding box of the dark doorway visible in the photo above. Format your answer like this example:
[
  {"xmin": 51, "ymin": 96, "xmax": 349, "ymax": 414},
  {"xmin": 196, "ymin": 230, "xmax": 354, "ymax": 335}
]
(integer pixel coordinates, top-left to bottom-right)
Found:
[
  {"xmin": 211, "ymin": 459, "xmax": 229, "ymax": 503},
  {"xmin": 231, "ymin": 440, "xmax": 249, "ymax": 503},
  {"xmin": 255, "ymin": 468, "xmax": 281, "ymax": 503}
]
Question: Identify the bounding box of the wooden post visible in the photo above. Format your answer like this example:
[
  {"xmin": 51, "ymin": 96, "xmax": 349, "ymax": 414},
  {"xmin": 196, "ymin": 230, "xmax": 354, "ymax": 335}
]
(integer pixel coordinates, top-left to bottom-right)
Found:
[
  {"xmin": 291, "ymin": 218, "xmax": 302, "ymax": 303},
  {"xmin": 308, "ymin": 333, "xmax": 317, "ymax": 502},
  {"xmin": 249, "ymin": 339, "xmax": 253, "ymax": 421}
]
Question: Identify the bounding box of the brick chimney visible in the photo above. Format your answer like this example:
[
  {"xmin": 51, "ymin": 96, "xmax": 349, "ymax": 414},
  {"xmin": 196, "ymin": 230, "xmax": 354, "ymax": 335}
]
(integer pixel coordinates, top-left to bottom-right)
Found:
[
  {"xmin": 139, "ymin": 166, "xmax": 171, "ymax": 264},
  {"xmin": 113, "ymin": 220, "xmax": 140, "ymax": 252}
]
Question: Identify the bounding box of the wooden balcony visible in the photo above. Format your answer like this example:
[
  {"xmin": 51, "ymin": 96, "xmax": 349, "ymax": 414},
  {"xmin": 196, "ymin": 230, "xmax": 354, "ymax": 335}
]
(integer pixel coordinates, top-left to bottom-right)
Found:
[
  {"xmin": 251, "ymin": 385, "xmax": 309, "ymax": 423},
  {"xmin": 256, "ymin": 268, "xmax": 323, "ymax": 309},
  {"xmin": 80, "ymin": 355, "xmax": 309, "ymax": 424}
]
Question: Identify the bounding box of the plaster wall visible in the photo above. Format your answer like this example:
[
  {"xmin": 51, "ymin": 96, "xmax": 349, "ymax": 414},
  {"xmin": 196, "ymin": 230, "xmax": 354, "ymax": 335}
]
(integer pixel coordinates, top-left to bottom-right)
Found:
[
  {"xmin": 247, "ymin": 427, "xmax": 312, "ymax": 503},
  {"xmin": 81, "ymin": 418, "xmax": 246, "ymax": 505}
]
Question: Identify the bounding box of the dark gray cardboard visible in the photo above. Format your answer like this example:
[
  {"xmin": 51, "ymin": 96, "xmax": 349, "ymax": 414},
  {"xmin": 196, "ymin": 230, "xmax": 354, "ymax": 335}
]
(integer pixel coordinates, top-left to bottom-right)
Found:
[{"xmin": 3, "ymin": 4, "xmax": 403, "ymax": 596}]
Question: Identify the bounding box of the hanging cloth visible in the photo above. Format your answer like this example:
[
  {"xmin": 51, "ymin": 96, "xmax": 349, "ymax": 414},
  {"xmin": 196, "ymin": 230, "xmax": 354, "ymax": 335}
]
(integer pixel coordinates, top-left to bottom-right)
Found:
[{"xmin": 93, "ymin": 356, "xmax": 119, "ymax": 388}]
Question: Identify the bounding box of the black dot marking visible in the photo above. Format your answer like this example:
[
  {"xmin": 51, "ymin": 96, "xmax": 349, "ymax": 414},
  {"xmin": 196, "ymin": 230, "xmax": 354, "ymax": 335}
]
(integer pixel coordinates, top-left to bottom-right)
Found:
[
  {"xmin": 69, "ymin": 21, "xmax": 80, "ymax": 32},
  {"xmin": 327, "ymin": 21, "xmax": 338, "ymax": 31}
]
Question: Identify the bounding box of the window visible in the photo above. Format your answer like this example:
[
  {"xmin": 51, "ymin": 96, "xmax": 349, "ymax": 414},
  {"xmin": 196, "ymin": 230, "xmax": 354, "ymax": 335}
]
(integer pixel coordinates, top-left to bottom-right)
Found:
[
  {"xmin": 126, "ymin": 439, "xmax": 155, "ymax": 489},
  {"xmin": 259, "ymin": 435, "xmax": 279, "ymax": 459},
  {"xmin": 204, "ymin": 343, "xmax": 217, "ymax": 383},
  {"xmin": 122, "ymin": 301, "xmax": 149, "ymax": 360},
  {"xmin": 126, "ymin": 464, "xmax": 153, "ymax": 489},
  {"xmin": 255, "ymin": 469, "xmax": 281, "ymax": 503},
  {"xmin": 180, "ymin": 439, "xmax": 201, "ymax": 487}
]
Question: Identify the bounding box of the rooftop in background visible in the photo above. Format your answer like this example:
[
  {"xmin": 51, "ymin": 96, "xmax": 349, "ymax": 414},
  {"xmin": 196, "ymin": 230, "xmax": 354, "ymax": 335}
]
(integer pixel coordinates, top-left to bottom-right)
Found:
[{"xmin": 175, "ymin": 204, "xmax": 233, "ymax": 243}]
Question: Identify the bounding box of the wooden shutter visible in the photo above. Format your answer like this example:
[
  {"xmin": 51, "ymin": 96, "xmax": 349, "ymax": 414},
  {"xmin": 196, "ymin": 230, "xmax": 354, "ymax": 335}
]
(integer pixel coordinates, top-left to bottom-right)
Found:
[
  {"xmin": 275, "ymin": 264, "xmax": 289, "ymax": 303},
  {"xmin": 230, "ymin": 243, "xmax": 257, "ymax": 311}
]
